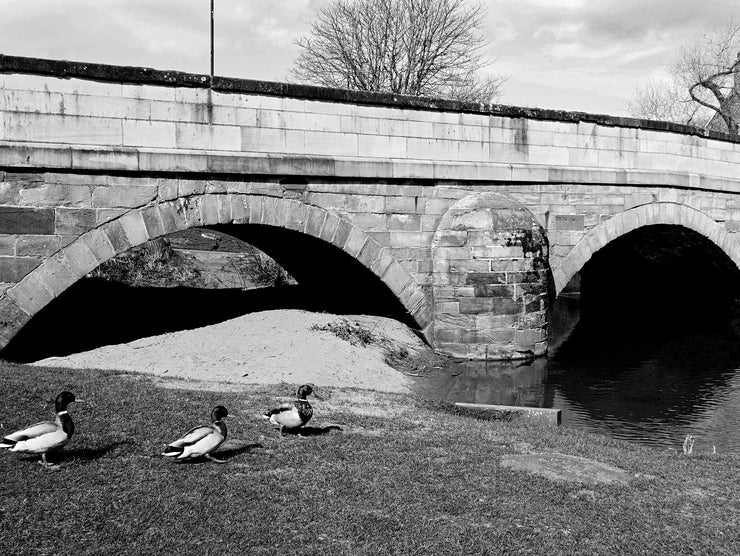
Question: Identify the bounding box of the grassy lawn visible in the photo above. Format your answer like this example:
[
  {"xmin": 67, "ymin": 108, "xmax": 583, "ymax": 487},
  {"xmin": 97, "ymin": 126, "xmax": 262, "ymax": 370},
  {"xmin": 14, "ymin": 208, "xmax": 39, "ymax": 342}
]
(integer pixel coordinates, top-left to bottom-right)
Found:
[{"xmin": 1, "ymin": 362, "xmax": 738, "ymax": 555}]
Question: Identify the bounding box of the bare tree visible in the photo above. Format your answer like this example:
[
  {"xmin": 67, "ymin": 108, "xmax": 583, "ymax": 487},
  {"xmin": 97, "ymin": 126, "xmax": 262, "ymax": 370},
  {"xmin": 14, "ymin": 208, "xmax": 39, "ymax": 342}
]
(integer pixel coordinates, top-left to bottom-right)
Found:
[
  {"xmin": 291, "ymin": 0, "xmax": 505, "ymax": 103},
  {"xmin": 627, "ymin": 78, "xmax": 704, "ymax": 125},
  {"xmin": 628, "ymin": 22, "xmax": 740, "ymax": 133}
]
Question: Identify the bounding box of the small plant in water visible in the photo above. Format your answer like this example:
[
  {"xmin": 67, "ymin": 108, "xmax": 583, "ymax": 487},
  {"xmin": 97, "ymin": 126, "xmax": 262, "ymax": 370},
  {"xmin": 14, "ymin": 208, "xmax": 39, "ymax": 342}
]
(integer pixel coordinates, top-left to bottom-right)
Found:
[{"xmin": 683, "ymin": 434, "xmax": 695, "ymax": 455}]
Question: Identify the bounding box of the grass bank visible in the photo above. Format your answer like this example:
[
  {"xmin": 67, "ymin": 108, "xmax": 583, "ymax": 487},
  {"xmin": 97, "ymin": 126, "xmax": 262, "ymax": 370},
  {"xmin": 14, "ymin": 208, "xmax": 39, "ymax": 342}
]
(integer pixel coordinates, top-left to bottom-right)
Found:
[{"xmin": 1, "ymin": 362, "xmax": 738, "ymax": 555}]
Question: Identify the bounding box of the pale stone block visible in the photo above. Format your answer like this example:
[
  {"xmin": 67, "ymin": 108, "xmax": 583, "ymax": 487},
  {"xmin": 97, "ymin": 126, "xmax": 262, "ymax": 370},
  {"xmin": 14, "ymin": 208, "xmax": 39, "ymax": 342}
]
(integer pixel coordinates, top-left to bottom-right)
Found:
[
  {"xmin": 121, "ymin": 83, "xmax": 177, "ymax": 102},
  {"xmin": 286, "ymin": 97, "xmax": 356, "ymax": 117},
  {"xmin": 72, "ymin": 147, "xmax": 138, "ymax": 172},
  {"xmin": 34, "ymin": 254, "xmax": 76, "ymax": 297},
  {"xmin": 301, "ymin": 131, "xmax": 358, "ymax": 157},
  {"xmin": 475, "ymin": 163, "xmax": 512, "ymax": 181},
  {"xmin": 7, "ymin": 272, "xmax": 53, "ymax": 315},
  {"xmin": 388, "ymin": 160, "xmax": 433, "ymax": 180},
  {"xmin": 158, "ymin": 202, "xmax": 187, "ymax": 233},
  {"xmin": 118, "ymin": 211, "xmax": 149, "ymax": 247},
  {"xmin": 389, "ymin": 232, "xmax": 433, "ymax": 248},
  {"xmin": 122, "ymin": 119, "xmax": 176, "ymax": 149},
  {"xmin": 356, "ymin": 237, "xmax": 383, "ymax": 268},
  {"xmin": 343, "ymin": 227, "xmax": 367, "ymax": 258},
  {"xmin": 457, "ymin": 142, "xmax": 490, "ymax": 163},
  {"xmin": 242, "ymin": 127, "xmax": 286, "ymax": 152},
  {"xmin": 284, "ymin": 201, "xmax": 309, "ymax": 232},
  {"xmin": 174, "ymin": 88, "xmax": 212, "ymax": 105},
  {"xmin": 139, "ymin": 149, "xmax": 209, "ymax": 173},
  {"xmin": 200, "ymin": 194, "xmax": 220, "ymax": 225},
  {"xmin": 552, "ymin": 267, "xmax": 568, "ymax": 294},
  {"xmin": 92, "ymin": 184, "xmax": 157, "ymax": 209},
  {"xmin": 248, "ymin": 196, "xmax": 264, "ymax": 224},
  {"xmin": 343, "ymin": 195, "xmax": 382, "ymax": 213},
  {"xmin": 158, "ymin": 179, "xmax": 178, "ymax": 202},
  {"xmin": 3, "ymin": 112, "xmax": 123, "ymax": 146},
  {"xmin": 217, "ymin": 195, "xmax": 232, "ymax": 223},
  {"xmin": 211, "ymin": 105, "xmax": 257, "ymax": 127},
  {"xmin": 358, "ymin": 116, "xmax": 409, "ymax": 136},
  {"xmin": 80, "ymin": 228, "xmax": 115, "ymax": 264},
  {"xmin": 406, "ymin": 138, "xmax": 458, "ymax": 160},
  {"xmin": 370, "ymin": 249, "xmax": 395, "ymax": 278},
  {"xmin": 381, "ymin": 260, "xmax": 412, "ymax": 295},
  {"xmin": 19, "ymin": 183, "xmax": 92, "ymax": 208},
  {"xmin": 230, "ymin": 195, "xmax": 250, "ymax": 223},
  {"xmin": 62, "ymin": 240, "xmax": 99, "ymax": 277},
  {"xmin": 511, "ymin": 165, "xmax": 550, "ymax": 182},
  {"xmin": 148, "ymin": 99, "xmax": 207, "ymax": 124},
  {"xmin": 284, "ymin": 111, "xmax": 342, "ymax": 133},
  {"xmin": 176, "ymin": 122, "xmax": 242, "ymax": 151},
  {"xmin": 358, "ymin": 134, "xmax": 406, "ymax": 158}
]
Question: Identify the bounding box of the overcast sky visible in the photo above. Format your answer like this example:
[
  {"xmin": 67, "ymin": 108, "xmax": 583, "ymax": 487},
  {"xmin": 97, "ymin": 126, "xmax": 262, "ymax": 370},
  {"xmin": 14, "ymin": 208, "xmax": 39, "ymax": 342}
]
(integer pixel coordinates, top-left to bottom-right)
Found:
[{"xmin": 1, "ymin": 0, "xmax": 737, "ymax": 116}]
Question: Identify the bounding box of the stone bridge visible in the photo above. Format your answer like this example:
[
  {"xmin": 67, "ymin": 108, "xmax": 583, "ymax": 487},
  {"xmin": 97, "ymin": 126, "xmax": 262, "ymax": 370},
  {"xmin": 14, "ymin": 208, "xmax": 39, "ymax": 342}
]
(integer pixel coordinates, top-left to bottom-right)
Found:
[{"xmin": 1, "ymin": 55, "xmax": 740, "ymax": 360}]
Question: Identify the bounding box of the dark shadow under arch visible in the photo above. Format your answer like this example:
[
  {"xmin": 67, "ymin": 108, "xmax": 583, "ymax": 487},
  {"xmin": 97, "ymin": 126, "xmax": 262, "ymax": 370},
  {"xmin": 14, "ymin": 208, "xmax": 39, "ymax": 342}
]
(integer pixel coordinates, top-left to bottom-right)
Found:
[
  {"xmin": 2, "ymin": 222, "xmax": 418, "ymax": 362},
  {"xmin": 210, "ymin": 223, "xmax": 418, "ymax": 325}
]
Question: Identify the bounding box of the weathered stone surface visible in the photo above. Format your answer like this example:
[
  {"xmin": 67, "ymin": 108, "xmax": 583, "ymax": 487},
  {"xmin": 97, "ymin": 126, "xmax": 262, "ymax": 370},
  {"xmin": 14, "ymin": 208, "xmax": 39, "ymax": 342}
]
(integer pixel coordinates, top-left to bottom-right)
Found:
[
  {"xmin": 0, "ymin": 256, "xmax": 41, "ymax": 283},
  {"xmin": 500, "ymin": 453, "xmax": 629, "ymax": 485},
  {"xmin": 3, "ymin": 64, "xmax": 740, "ymax": 360},
  {"xmin": 15, "ymin": 235, "xmax": 60, "ymax": 257},
  {"xmin": 0, "ymin": 295, "xmax": 30, "ymax": 346},
  {"xmin": 55, "ymin": 208, "xmax": 97, "ymax": 235},
  {"xmin": 0, "ymin": 207, "xmax": 54, "ymax": 234}
]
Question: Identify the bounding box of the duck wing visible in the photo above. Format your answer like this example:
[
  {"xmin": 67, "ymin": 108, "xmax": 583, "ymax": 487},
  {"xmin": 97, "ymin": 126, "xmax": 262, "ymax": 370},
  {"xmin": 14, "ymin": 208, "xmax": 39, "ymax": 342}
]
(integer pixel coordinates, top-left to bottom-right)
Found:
[
  {"xmin": 267, "ymin": 406, "xmax": 306, "ymax": 429},
  {"xmin": 263, "ymin": 403, "xmax": 293, "ymax": 419},
  {"xmin": 166, "ymin": 425, "xmax": 213, "ymax": 449},
  {"xmin": 1, "ymin": 421, "xmax": 68, "ymax": 454},
  {"xmin": 0, "ymin": 421, "xmax": 59, "ymax": 446},
  {"xmin": 163, "ymin": 424, "xmax": 226, "ymax": 459}
]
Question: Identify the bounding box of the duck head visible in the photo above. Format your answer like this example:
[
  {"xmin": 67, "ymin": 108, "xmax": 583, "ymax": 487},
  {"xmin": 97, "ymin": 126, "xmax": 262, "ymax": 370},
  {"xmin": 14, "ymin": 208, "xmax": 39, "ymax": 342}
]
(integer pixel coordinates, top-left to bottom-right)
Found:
[
  {"xmin": 297, "ymin": 384, "xmax": 323, "ymax": 401},
  {"xmin": 211, "ymin": 406, "xmax": 229, "ymax": 422},
  {"xmin": 55, "ymin": 391, "xmax": 78, "ymax": 413}
]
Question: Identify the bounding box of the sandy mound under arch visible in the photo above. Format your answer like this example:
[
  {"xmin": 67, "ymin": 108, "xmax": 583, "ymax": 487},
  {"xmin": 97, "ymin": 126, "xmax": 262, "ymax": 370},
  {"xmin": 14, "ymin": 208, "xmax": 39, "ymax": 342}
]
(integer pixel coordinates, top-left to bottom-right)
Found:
[{"xmin": 32, "ymin": 310, "xmax": 427, "ymax": 393}]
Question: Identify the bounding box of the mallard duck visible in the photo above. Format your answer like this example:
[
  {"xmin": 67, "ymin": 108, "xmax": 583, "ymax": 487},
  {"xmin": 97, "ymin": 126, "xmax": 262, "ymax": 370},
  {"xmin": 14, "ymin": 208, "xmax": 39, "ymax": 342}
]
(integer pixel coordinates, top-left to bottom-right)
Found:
[
  {"xmin": 162, "ymin": 406, "xmax": 229, "ymax": 463},
  {"xmin": 263, "ymin": 384, "xmax": 322, "ymax": 435},
  {"xmin": 0, "ymin": 391, "xmax": 79, "ymax": 468}
]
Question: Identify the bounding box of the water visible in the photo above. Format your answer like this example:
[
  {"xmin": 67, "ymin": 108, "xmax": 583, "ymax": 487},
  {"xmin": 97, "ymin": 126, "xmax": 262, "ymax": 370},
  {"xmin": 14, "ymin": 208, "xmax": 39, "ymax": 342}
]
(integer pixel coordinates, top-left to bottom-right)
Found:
[{"xmin": 416, "ymin": 295, "xmax": 740, "ymax": 454}]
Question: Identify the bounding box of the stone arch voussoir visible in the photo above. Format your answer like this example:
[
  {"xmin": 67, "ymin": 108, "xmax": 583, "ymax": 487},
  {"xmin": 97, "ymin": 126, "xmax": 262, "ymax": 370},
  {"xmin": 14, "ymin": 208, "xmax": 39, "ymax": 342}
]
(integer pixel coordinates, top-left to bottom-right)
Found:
[
  {"xmin": 0, "ymin": 193, "xmax": 431, "ymax": 350},
  {"xmin": 552, "ymin": 202, "xmax": 740, "ymax": 296}
]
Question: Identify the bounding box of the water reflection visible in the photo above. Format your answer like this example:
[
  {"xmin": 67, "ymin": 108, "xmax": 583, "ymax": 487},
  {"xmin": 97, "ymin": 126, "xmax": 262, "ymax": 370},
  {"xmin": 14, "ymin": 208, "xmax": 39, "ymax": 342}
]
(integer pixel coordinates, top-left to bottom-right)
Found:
[{"xmin": 416, "ymin": 295, "xmax": 740, "ymax": 453}]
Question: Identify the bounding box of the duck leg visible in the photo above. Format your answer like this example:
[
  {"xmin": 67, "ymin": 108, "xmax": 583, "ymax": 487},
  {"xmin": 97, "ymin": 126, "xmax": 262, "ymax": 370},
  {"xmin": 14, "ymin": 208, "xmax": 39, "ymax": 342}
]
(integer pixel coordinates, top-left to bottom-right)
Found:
[
  {"xmin": 205, "ymin": 454, "xmax": 226, "ymax": 464},
  {"xmin": 38, "ymin": 453, "xmax": 59, "ymax": 469}
]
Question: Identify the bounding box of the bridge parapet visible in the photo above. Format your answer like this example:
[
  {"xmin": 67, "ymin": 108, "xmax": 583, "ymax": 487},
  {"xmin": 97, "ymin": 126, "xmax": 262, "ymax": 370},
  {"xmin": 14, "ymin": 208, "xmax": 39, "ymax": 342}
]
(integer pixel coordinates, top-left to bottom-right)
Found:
[{"xmin": 2, "ymin": 56, "xmax": 740, "ymax": 192}]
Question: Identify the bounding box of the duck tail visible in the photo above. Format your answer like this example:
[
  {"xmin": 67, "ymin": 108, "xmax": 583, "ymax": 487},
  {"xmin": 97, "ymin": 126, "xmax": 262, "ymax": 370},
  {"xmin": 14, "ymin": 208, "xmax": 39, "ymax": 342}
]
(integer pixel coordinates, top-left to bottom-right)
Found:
[
  {"xmin": 0, "ymin": 438, "xmax": 17, "ymax": 449},
  {"xmin": 162, "ymin": 445, "xmax": 184, "ymax": 457}
]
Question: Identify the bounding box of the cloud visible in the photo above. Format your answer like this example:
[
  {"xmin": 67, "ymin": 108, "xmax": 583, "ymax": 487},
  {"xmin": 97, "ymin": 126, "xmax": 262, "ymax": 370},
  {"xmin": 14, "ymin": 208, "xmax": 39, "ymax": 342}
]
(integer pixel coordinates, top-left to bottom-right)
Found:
[{"xmin": 1, "ymin": 0, "xmax": 738, "ymax": 115}]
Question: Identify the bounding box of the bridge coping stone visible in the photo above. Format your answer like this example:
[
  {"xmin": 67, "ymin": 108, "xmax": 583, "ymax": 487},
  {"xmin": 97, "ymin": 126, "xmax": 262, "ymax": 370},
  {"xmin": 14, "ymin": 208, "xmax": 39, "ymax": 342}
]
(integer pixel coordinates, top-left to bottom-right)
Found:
[{"xmin": 2, "ymin": 54, "xmax": 739, "ymax": 145}]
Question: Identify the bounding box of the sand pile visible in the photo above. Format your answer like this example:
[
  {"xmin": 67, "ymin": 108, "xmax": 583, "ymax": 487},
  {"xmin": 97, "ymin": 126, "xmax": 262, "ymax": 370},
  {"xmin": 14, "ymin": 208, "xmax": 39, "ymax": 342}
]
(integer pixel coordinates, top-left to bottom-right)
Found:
[{"xmin": 33, "ymin": 310, "xmax": 427, "ymax": 393}]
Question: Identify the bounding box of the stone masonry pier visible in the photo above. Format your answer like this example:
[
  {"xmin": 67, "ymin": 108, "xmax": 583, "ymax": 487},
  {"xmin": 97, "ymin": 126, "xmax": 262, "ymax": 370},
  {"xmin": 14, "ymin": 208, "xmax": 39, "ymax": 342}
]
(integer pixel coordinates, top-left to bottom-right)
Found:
[{"xmin": 1, "ymin": 55, "xmax": 740, "ymax": 360}]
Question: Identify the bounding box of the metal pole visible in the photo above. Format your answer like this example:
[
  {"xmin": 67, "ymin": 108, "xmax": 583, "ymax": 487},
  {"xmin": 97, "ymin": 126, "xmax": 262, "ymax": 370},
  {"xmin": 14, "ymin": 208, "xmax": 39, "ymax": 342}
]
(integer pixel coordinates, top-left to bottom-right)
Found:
[{"xmin": 210, "ymin": 0, "xmax": 214, "ymax": 77}]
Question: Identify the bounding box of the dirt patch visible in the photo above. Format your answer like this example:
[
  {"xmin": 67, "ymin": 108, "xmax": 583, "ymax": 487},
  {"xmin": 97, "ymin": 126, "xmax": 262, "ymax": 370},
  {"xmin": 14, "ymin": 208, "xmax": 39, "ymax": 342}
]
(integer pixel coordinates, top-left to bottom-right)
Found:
[
  {"xmin": 500, "ymin": 453, "xmax": 630, "ymax": 485},
  {"xmin": 32, "ymin": 309, "xmax": 431, "ymax": 393}
]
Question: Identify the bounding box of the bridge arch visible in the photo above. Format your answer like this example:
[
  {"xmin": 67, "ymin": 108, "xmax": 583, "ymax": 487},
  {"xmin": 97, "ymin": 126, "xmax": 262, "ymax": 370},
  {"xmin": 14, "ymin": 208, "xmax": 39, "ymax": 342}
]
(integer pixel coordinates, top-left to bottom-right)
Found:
[
  {"xmin": 551, "ymin": 202, "xmax": 740, "ymax": 296},
  {"xmin": 0, "ymin": 194, "xmax": 432, "ymax": 350}
]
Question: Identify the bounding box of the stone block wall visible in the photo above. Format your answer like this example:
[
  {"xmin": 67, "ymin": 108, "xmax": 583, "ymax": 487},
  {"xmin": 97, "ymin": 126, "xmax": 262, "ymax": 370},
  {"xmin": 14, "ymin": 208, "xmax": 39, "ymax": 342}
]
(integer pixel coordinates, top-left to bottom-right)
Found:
[{"xmin": 2, "ymin": 59, "xmax": 740, "ymax": 359}]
